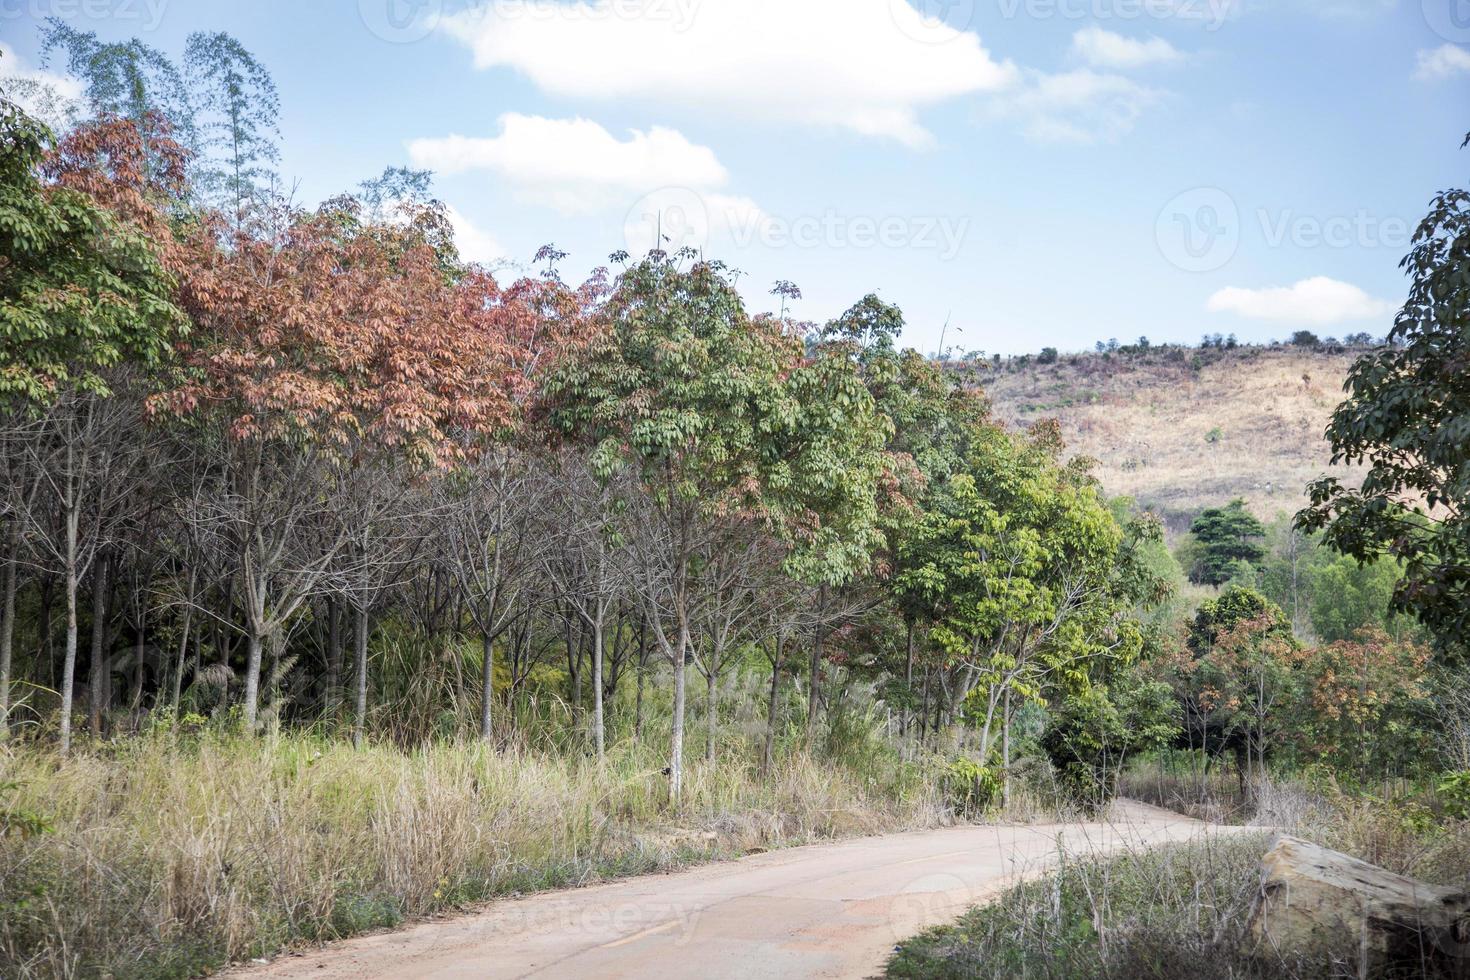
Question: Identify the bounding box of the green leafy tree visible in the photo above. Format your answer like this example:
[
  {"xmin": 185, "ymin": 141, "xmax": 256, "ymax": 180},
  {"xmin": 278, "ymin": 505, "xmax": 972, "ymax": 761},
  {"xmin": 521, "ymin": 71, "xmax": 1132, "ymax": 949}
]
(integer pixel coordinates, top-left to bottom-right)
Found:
[
  {"xmin": 1299, "ymin": 130, "xmax": 1470, "ymax": 657},
  {"xmin": 0, "ymin": 104, "xmax": 186, "ymax": 401},
  {"xmin": 0, "ymin": 107, "xmax": 187, "ymax": 754},
  {"xmin": 897, "ymin": 425, "xmax": 1140, "ymax": 776},
  {"xmin": 822, "ymin": 296, "xmax": 991, "ymax": 736},
  {"xmin": 1308, "ymin": 554, "xmax": 1402, "ymax": 643},
  {"xmin": 1041, "ymin": 673, "xmax": 1179, "ymax": 811},
  {"xmin": 546, "ymin": 254, "xmax": 886, "ymax": 797},
  {"xmin": 1187, "ymin": 586, "xmax": 1289, "ymax": 655},
  {"xmin": 1188, "ymin": 499, "xmax": 1266, "ymax": 586}
]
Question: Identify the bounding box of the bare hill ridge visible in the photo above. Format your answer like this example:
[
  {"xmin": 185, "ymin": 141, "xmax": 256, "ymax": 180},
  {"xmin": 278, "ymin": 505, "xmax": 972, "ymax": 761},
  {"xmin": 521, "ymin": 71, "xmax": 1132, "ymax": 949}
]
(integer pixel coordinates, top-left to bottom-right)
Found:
[{"xmin": 981, "ymin": 346, "xmax": 1366, "ymax": 527}]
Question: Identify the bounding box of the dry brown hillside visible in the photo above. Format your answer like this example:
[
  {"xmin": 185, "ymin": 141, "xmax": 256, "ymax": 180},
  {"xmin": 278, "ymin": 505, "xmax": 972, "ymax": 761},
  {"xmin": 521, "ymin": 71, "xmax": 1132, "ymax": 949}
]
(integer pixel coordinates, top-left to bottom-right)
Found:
[{"xmin": 981, "ymin": 345, "xmax": 1367, "ymax": 528}]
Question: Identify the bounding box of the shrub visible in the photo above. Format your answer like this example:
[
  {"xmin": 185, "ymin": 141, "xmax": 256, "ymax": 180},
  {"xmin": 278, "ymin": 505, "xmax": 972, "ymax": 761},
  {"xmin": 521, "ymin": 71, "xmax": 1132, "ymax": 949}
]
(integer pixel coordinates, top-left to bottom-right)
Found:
[
  {"xmin": 1438, "ymin": 771, "xmax": 1470, "ymax": 819},
  {"xmin": 942, "ymin": 757, "xmax": 1001, "ymax": 815},
  {"xmin": 1040, "ymin": 681, "xmax": 1179, "ymax": 813}
]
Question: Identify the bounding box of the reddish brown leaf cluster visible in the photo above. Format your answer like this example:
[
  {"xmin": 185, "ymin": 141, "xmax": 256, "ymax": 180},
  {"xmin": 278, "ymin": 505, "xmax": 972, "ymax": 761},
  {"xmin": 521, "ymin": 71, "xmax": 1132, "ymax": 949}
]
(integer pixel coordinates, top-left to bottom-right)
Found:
[{"xmin": 154, "ymin": 203, "xmax": 604, "ymax": 468}]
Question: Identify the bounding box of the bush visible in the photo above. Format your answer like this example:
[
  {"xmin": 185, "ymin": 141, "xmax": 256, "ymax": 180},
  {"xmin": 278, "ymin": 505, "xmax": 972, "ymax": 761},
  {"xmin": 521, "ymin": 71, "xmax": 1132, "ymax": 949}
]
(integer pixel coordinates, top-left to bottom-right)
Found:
[
  {"xmin": 1040, "ymin": 681, "xmax": 1179, "ymax": 814},
  {"xmin": 1438, "ymin": 771, "xmax": 1470, "ymax": 820},
  {"xmin": 942, "ymin": 757, "xmax": 1001, "ymax": 815}
]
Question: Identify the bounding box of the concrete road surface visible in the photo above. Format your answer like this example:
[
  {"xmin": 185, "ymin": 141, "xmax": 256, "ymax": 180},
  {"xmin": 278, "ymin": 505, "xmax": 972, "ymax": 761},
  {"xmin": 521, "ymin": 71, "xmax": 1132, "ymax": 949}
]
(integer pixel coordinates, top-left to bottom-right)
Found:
[{"xmin": 237, "ymin": 801, "xmax": 1232, "ymax": 979}]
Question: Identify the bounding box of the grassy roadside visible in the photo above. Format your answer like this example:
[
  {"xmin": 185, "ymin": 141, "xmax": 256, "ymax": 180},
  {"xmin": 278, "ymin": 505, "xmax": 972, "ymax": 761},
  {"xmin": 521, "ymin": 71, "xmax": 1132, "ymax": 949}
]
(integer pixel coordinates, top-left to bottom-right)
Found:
[
  {"xmin": 0, "ymin": 728, "xmax": 947, "ymax": 979},
  {"xmin": 888, "ymin": 777, "xmax": 1470, "ymax": 980},
  {"xmin": 887, "ymin": 834, "xmax": 1275, "ymax": 979}
]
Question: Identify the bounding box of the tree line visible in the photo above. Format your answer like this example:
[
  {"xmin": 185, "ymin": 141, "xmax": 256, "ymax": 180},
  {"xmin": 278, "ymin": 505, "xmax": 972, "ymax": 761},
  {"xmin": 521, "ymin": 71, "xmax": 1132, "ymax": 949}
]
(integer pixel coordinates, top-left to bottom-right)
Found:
[
  {"xmin": 5, "ymin": 23, "xmax": 1465, "ymax": 811},
  {"xmin": 0, "ymin": 26, "xmax": 1176, "ymax": 803}
]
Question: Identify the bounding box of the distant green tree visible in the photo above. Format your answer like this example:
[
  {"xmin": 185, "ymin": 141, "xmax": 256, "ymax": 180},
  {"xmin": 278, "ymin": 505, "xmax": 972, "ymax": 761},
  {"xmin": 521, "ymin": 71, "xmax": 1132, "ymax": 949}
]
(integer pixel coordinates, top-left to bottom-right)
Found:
[
  {"xmin": 896, "ymin": 425, "xmax": 1143, "ymax": 782},
  {"xmin": 1308, "ymin": 555, "xmax": 1403, "ymax": 643},
  {"xmin": 1188, "ymin": 499, "xmax": 1266, "ymax": 586},
  {"xmin": 183, "ymin": 31, "xmax": 280, "ymax": 223},
  {"xmin": 819, "ymin": 292, "xmax": 902, "ymax": 351},
  {"xmin": 1299, "ymin": 129, "xmax": 1470, "ymax": 657},
  {"xmin": 1188, "ymin": 586, "xmax": 1289, "ymax": 654},
  {"xmin": 39, "ymin": 18, "xmax": 194, "ymax": 165},
  {"xmin": 1038, "ymin": 347, "xmax": 1059, "ymax": 365},
  {"xmin": 1290, "ymin": 330, "xmax": 1320, "ymax": 347}
]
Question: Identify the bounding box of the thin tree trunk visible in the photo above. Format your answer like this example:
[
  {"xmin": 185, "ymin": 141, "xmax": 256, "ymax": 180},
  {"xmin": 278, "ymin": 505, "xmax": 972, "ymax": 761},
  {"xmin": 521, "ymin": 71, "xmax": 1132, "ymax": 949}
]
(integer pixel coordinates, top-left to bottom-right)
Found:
[
  {"xmin": 243, "ymin": 629, "xmax": 263, "ymax": 732},
  {"xmin": 763, "ymin": 636, "xmax": 784, "ymax": 773},
  {"xmin": 564, "ymin": 613, "xmax": 580, "ymax": 721},
  {"xmin": 920, "ymin": 667, "xmax": 932, "ymax": 749},
  {"xmin": 59, "ymin": 557, "xmax": 79, "ymax": 757},
  {"xmin": 170, "ymin": 606, "xmax": 192, "ymax": 720},
  {"xmin": 1002, "ymin": 689, "xmax": 1012, "ymax": 809},
  {"xmin": 634, "ymin": 615, "xmax": 647, "ymax": 743},
  {"xmin": 88, "ymin": 555, "xmax": 109, "ymax": 737},
  {"xmin": 903, "ymin": 618, "xmax": 915, "ymax": 739},
  {"xmin": 353, "ymin": 606, "xmax": 369, "ymax": 749},
  {"xmin": 480, "ymin": 628, "xmax": 495, "ymax": 745},
  {"xmin": 592, "ymin": 607, "xmax": 605, "ymax": 760},
  {"xmin": 574, "ymin": 625, "xmax": 585, "ymax": 719},
  {"xmin": 189, "ymin": 630, "xmax": 201, "ymax": 709},
  {"xmin": 325, "ymin": 597, "xmax": 342, "ymax": 718},
  {"xmin": 807, "ymin": 584, "xmax": 827, "ymax": 727},
  {"xmin": 0, "ymin": 550, "xmax": 15, "ymax": 739},
  {"xmin": 131, "ymin": 605, "xmax": 146, "ymax": 716},
  {"xmin": 670, "ymin": 617, "xmax": 688, "ymax": 802},
  {"xmin": 706, "ymin": 658, "xmax": 717, "ymax": 765}
]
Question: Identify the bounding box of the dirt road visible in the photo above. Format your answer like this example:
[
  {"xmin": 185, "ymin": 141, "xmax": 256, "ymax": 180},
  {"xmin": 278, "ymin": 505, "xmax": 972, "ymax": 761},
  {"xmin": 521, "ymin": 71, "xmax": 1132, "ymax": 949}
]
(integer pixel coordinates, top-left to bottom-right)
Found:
[{"xmin": 238, "ymin": 801, "xmax": 1229, "ymax": 979}]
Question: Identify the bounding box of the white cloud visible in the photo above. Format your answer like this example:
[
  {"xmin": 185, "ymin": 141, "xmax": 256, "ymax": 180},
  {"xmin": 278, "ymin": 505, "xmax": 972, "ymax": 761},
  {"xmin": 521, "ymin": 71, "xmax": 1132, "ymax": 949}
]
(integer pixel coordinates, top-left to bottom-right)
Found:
[
  {"xmin": 1071, "ymin": 26, "xmax": 1183, "ymax": 69},
  {"xmin": 409, "ymin": 114, "xmax": 729, "ymax": 214},
  {"xmin": 1415, "ymin": 44, "xmax": 1470, "ymax": 82},
  {"xmin": 1206, "ymin": 277, "xmax": 1394, "ymax": 325},
  {"xmin": 438, "ymin": 0, "xmax": 1017, "ymax": 148},
  {"xmin": 0, "ymin": 41, "xmax": 84, "ymax": 127},
  {"xmin": 444, "ymin": 205, "xmax": 507, "ymax": 265},
  {"xmin": 411, "ymin": 114, "xmax": 771, "ymax": 257},
  {"xmin": 622, "ymin": 186, "xmax": 770, "ymax": 256},
  {"xmin": 984, "ymin": 69, "xmax": 1164, "ymax": 144}
]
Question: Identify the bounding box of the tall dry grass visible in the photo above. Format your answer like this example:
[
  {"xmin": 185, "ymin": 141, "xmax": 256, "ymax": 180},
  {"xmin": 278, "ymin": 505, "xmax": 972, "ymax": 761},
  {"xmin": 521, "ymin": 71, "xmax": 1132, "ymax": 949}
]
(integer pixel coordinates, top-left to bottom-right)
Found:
[
  {"xmin": 892, "ymin": 754, "xmax": 1470, "ymax": 979},
  {"xmin": 0, "ymin": 721, "xmax": 945, "ymax": 979}
]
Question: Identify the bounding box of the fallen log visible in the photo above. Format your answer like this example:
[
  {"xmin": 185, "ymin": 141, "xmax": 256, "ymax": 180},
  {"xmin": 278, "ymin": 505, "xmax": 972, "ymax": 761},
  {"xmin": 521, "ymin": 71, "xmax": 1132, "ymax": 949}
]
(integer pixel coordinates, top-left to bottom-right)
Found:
[{"xmin": 1248, "ymin": 833, "xmax": 1470, "ymax": 977}]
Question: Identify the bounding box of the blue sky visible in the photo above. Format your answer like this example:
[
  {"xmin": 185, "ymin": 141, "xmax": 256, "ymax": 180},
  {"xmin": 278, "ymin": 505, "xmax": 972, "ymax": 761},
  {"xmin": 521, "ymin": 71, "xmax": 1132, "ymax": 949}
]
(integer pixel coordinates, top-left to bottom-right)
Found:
[{"xmin": 3, "ymin": 0, "xmax": 1467, "ymax": 355}]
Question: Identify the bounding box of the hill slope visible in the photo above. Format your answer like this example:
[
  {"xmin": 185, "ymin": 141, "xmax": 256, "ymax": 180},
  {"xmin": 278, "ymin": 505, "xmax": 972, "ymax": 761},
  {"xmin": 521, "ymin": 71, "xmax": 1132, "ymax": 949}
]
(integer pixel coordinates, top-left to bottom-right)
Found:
[{"xmin": 982, "ymin": 346, "xmax": 1366, "ymax": 527}]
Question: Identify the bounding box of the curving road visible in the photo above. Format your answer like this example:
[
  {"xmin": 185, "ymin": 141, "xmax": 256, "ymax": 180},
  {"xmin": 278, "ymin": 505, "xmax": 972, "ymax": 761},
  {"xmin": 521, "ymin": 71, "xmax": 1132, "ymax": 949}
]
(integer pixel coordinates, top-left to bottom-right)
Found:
[{"xmin": 237, "ymin": 801, "xmax": 1231, "ymax": 979}]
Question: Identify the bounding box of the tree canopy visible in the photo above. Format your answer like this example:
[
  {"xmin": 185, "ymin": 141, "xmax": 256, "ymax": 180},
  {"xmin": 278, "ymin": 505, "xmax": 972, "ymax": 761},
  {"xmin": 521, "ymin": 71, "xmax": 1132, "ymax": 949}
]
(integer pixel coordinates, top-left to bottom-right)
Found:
[{"xmin": 1300, "ymin": 130, "xmax": 1470, "ymax": 656}]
